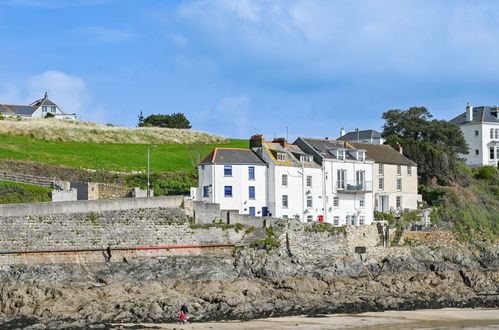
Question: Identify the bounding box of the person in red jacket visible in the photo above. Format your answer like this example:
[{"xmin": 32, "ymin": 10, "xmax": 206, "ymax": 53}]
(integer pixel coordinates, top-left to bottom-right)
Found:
[{"xmin": 179, "ymin": 311, "xmax": 187, "ymax": 324}]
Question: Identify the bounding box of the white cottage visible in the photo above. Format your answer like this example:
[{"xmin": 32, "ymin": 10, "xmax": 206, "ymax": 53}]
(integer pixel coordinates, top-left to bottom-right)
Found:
[
  {"xmin": 250, "ymin": 135, "xmax": 323, "ymax": 222},
  {"xmin": 295, "ymin": 137, "xmax": 375, "ymax": 226},
  {"xmin": 0, "ymin": 92, "xmax": 76, "ymax": 120},
  {"xmin": 449, "ymin": 103, "xmax": 499, "ymax": 167},
  {"xmin": 190, "ymin": 147, "xmax": 268, "ymax": 216}
]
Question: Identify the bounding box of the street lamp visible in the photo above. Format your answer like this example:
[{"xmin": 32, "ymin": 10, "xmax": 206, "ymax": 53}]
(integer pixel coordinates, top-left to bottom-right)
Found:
[{"xmin": 147, "ymin": 145, "xmax": 157, "ymax": 197}]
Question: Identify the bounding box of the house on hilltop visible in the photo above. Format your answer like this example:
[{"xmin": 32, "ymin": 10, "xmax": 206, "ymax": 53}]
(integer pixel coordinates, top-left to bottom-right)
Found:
[
  {"xmin": 0, "ymin": 92, "xmax": 76, "ymax": 120},
  {"xmin": 449, "ymin": 103, "xmax": 499, "ymax": 167}
]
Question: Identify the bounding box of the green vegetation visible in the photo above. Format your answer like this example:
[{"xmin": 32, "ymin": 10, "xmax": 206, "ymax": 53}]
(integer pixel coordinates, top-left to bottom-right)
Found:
[
  {"xmin": 475, "ymin": 166, "xmax": 497, "ymax": 180},
  {"xmin": 0, "ymin": 134, "xmax": 247, "ymax": 172},
  {"xmin": 373, "ymin": 211, "xmax": 396, "ymax": 225},
  {"xmin": 138, "ymin": 112, "xmax": 191, "ymax": 129},
  {"xmin": 0, "ymin": 180, "xmax": 51, "ymax": 204},
  {"xmin": 304, "ymin": 222, "xmax": 347, "ymax": 235},
  {"xmin": 251, "ymin": 226, "xmax": 281, "ymax": 249}
]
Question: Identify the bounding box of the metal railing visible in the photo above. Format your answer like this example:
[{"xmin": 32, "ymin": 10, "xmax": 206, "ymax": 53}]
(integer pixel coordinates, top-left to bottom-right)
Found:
[
  {"xmin": 0, "ymin": 170, "xmax": 65, "ymax": 190},
  {"xmin": 336, "ymin": 180, "xmax": 372, "ymax": 192}
]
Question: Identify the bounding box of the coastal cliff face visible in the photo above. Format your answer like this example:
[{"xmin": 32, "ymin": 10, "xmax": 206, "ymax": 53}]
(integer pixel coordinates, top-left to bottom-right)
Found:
[{"xmin": 0, "ymin": 223, "xmax": 497, "ymax": 329}]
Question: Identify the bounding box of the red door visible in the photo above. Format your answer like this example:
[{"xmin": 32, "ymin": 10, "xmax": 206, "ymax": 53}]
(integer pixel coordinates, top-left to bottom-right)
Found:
[{"xmin": 318, "ymin": 215, "xmax": 324, "ymax": 223}]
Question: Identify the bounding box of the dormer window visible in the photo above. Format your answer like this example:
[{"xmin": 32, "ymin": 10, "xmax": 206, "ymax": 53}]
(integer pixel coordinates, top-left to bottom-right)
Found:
[
  {"xmin": 338, "ymin": 150, "xmax": 345, "ymax": 160},
  {"xmin": 300, "ymin": 155, "xmax": 312, "ymax": 163},
  {"xmin": 277, "ymin": 153, "xmax": 286, "ymax": 161},
  {"xmin": 357, "ymin": 151, "xmax": 365, "ymax": 161},
  {"xmin": 491, "ymin": 107, "xmax": 498, "ymax": 118}
]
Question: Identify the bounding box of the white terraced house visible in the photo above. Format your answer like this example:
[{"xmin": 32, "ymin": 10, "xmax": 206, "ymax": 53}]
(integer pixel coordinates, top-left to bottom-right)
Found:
[
  {"xmin": 0, "ymin": 92, "xmax": 76, "ymax": 120},
  {"xmin": 449, "ymin": 103, "xmax": 499, "ymax": 167},
  {"xmin": 295, "ymin": 137, "xmax": 375, "ymax": 226},
  {"xmin": 250, "ymin": 135, "xmax": 323, "ymax": 222},
  {"xmin": 190, "ymin": 147, "xmax": 269, "ymax": 216}
]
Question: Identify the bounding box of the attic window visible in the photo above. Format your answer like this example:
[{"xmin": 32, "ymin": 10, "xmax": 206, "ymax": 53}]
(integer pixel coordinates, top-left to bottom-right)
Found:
[
  {"xmin": 338, "ymin": 150, "xmax": 345, "ymax": 160},
  {"xmin": 492, "ymin": 108, "xmax": 498, "ymax": 118},
  {"xmin": 300, "ymin": 155, "xmax": 312, "ymax": 163},
  {"xmin": 277, "ymin": 153, "xmax": 286, "ymax": 161},
  {"xmin": 357, "ymin": 151, "xmax": 365, "ymax": 161}
]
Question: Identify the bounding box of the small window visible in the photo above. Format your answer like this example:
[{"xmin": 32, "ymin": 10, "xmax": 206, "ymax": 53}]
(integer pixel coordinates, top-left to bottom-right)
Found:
[
  {"xmin": 338, "ymin": 150, "xmax": 345, "ymax": 160},
  {"xmin": 349, "ymin": 216, "xmax": 355, "ymax": 226},
  {"xmin": 333, "ymin": 216, "xmax": 339, "ymax": 226},
  {"xmin": 358, "ymin": 151, "xmax": 365, "ymax": 161},
  {"xmin": 277, "ymin": 153, "xmax": 286, "ymax": 161},
  {"xmin": 490, "ymin": 147, "xmax": 495, "ymax": 160},
  {"xmin": 407, "ymin": 166, "xmax": 412, "ymax": 176},
  {"xmin": 301, "ymin": 155, "xmax": 312, "ymax": 163},
  {"xmin": 396, "ymin": 178, "xmax": 402, "ymax": 191},
  {"xmin": 249, "ymin": 186, "xmax": 255, "ymax": 199},
  {"xmin": 224, "ymin": 186, "xmax": 232, "ymax": 197},
  {"xmin": 51, "ymin": 106, "xmax": 56, "ymax": 113},
  {"xmin": 248, "ymin": 166, "xmax": 255, "ymax": 180},
  {"xmin": 282, "ymin": 215, "xmax": 288, "ymax": 219},
  {"xmin": 379, "ymin": 177, "xmax": 384, "ymax": 190},
  {"xmin": 475, "ymin": 130, "xmax": 479, "ymax": 136},
  {"xmin": 306, "ymin": 175, "xmax": 312, "ymax": 187},
  {"xmin": 333, "ymin": 196, "xmax": 339, "ymax": 207},
  {"xmin": 475, "ymin": 149, "xmax": 479, "ymax": 156},
  {"xmin": 359, "ymin": 198, "xmax": 365, "ymax": 208},
  {"xmin": 203, "ymin": 186, "xmax": 209, "ymax": 197},
  {"xmin": 282, "ymin": 195, "xmax": 288, "ymax": 208},
  {"xmin": 359, "ymin": 216, "xmax": 365, "ymax": 226},
  {"xmin": 491, "ymin": 128, "xmax": 494, "ymax": 139},
  {"xmin": 495, "ymin": 129, "xmax": 499, "ymax": 139},
  {"xmin": 282, "ymin": 174, "xmax": 288, "ymax": 186},
  {"xmin": 42, "ymin": 106, "xmax": 47, "ymax": 112},
  {"xmin": 397, "ymin": 165, "xmax": 401, "ymax": 175},
  {"xmin": 224, "ymin": 165, "xmax": 232, "ymax": 176},
  {"xmin": 396, "ymin": 196, "xmax": 402, "ymax": 208},
  {"xmin": 306, "ymin": 215, "xmax": 313, "ymax": 222},
  {"xmin": 306, "ymin": 196, "xmax": 312, "ymax": 208},
  {"xmin": 379, "ymin": 164, "xmax": 384, "ymax": 175}
]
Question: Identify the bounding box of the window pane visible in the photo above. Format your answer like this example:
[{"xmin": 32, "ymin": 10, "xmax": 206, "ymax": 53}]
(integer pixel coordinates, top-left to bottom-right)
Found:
[
  {"xmin": 248, "ymin": 166, "xmax": 255, "ymax": 180},
  {"xmin": 224, "ymin": 186, "xmax": 232, "ymax": 197},
  {"xmin": 249, "ymin": 186, "xmax": 255, "ymax": 199},
  {"xmin": 224, "ymin": 165, "xmax": 232, "ymax": 176}
]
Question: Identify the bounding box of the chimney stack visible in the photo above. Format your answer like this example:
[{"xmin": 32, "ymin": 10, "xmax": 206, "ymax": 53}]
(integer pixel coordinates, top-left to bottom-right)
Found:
[
  {"xmin": 250, "ymin": 134, "xmax": 265, "ymax": 148},
  {"xmin": 466, "ymin": 102, "xmax": 473, "ymax": 122},
  {"xmin": 340, "ymin": 127, "xmax": 345, "ymax": 137},
  {"xmin": 273, "ymin": 137, "xmax": 288, "ymax": 149},
  {"xmin": 355, "ymin": 128, "xmax": 359, "ymax": 142}
]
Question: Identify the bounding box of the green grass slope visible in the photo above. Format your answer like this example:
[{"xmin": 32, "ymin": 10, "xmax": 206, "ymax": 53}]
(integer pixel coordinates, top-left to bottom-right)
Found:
[
  {"xmin": 0, "ymin": 180, "xmax": 51, "ymax": 204},
  {"xmin": 0, "ymin": 134, "xmax": 248, "ymax": 172}
]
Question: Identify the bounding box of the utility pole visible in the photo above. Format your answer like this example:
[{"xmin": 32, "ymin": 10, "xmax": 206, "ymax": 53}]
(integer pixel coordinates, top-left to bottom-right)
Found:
[{"xmin": 147, "ymin": 145, "xmax": 157, "ymax": 197}]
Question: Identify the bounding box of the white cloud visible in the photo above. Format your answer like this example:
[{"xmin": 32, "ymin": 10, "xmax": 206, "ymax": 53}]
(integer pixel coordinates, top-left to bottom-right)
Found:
[{"xmin": 79, "ymin": 27, "xmax": 139, "ymax": 44}]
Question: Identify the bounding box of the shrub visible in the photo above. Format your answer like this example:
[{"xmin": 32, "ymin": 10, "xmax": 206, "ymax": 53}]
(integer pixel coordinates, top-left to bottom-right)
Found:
[
  {"xmin": 45, "ymin": 113, "xmax": 55, "ymax": 118},
  {"xmin": 475, "ymin": 166, "xmax": 497, "ymax": 180}
]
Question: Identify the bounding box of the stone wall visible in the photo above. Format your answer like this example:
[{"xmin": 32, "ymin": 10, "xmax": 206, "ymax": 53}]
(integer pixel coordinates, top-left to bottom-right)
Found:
[
  {"xmin": 401, "ymin": 231, "xmax": 457, "ymax": 246},
  {"xmin": 0, "ymin": 207, "xmax": 244, "ymax": 253},
  {"xmin": 97, "ymin": 183, "xmax": 131, "ymax": 199},
  {"xmin": 0, "ymin": 196, "xmax": 193, "ymax": 217}
]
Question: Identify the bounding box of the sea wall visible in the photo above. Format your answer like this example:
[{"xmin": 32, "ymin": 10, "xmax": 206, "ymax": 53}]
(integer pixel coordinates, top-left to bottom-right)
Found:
[{"xmin": 0, "ymin": 196, "xmax": 193, "ymax": 217}]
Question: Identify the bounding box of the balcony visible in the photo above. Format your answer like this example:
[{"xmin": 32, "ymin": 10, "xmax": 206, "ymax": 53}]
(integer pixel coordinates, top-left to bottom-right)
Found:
[{"xmin": 337, "ymin": 181, "xmax": 372, "ymax": 193}]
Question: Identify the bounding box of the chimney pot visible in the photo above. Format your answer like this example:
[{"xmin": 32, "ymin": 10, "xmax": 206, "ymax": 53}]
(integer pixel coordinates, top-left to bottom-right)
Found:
[{"xmin": 340, "ymin": 128, "xmax": 345, "ymax": 137}]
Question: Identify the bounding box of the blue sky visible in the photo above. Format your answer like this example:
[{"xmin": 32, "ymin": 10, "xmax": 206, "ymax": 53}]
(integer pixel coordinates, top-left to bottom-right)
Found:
[{"xmin": 1, "ymin": 0, "xmax": 499, "ymax": 140}]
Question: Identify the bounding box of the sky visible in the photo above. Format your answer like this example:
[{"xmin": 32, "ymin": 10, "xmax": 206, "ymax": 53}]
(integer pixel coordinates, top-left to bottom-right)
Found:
[{"xmin": 1, "ymin": 0, "xmax": 499, "ymax": 140}]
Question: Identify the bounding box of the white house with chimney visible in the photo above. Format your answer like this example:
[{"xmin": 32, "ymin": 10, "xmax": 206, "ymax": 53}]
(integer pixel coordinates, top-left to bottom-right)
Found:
[
  {"xmin": 449, "ymin": 103, "xmax": 499, "ymax": 167},
  {"xmin": 250, "ymin": 136, "xmax": 323, "ymax": 222},
  {"xmin": 0, "ymin": 93, "xmax": 76, "ymax": 120},
  {"xmin": 294, "ymin": 137, "xmax": 375, "ymax": 226},
  {"xmin": 190, "ymin": 147, "xmax": 268, "ymax": 216}
]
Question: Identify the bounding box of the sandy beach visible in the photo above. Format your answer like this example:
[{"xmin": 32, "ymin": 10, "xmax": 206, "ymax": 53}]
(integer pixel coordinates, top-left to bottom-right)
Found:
[{"xmin": 119, "ymin": 308, "xmax": 499, "ymax": 329}]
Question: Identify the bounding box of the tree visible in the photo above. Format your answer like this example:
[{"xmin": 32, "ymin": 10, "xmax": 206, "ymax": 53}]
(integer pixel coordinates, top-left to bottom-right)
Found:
[
  {"xmin": 381, "ymin": 107, "xmax": 470, "ymax": 186},
  {"xmin": 137, "ymin": 110, "xmax": 144, "ymax": 127},
  {"xmin": 139, "ymin": 113, "xmax": 191, "ymax": 129}
]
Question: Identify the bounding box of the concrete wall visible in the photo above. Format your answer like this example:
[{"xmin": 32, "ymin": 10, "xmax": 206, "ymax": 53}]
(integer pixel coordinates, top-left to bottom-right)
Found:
[
  {"xmin": 0, "ymin": 196, "xmax": 192, "ymax": 217},
  {"xmin": 51, "ymin": 189, "xmax": 77, "ymax": 202},
  {"xmin": 193, "ymin": 201, "xmax": 227, "ymax": 224}
]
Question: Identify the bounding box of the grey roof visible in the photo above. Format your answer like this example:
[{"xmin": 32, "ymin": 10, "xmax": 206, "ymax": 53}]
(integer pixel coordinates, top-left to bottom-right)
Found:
[
  {"xmin": 298, "ymin": 137, "xmax": 356, "ymax": 160},
  {"xmin": 0, "ymin": 104, "xmax": 37, "ymax": 116},
  {"xmin": 337, "ymin": 129, "xmax": 382, "ymax": 141},
  {"xmin": 199, "ymin": 148, "xmax": 266, "ymax": 165},
  {"xmin": 449, "ymin": 106, "xmax": 499, "ymax": 125},
  {"xmin": 350, "ymin": 142, "xmax": 417, "ymax": 166},
  {"xmin": 30, "ymin": 98, "xmax": 57, "ymax": 107},
  {"xmin": 264, "ymin": 142, "xmax": 320, "ymax": 168}
]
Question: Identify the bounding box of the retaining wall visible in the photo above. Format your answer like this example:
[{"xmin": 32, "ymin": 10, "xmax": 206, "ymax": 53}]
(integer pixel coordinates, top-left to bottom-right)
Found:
[{"xmin": 0, "ymin": 196, "xmax": 193, "ymax": 217}]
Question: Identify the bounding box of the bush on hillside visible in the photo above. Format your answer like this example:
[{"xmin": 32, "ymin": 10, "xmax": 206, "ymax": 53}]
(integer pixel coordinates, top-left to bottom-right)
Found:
[
  {"xmin": 139, "ymin": 113, "xmax": 191, "ymax": 129},
  {"xmin": 45, "ymin": 113, "xmax": 55, "ymax": 118},
  {"xmin": 475, "ymin": 166, "xmax": 497, "ymax": 180},
  {"xmin": 0, "ymin": 181, "xmax": 51, "ymax": 204}
]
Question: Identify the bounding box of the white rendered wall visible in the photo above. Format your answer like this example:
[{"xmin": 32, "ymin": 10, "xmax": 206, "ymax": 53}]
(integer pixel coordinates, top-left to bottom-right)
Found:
[{"xmin": 372, "ymin": 163, "xmax": 419, "ymax": 211}]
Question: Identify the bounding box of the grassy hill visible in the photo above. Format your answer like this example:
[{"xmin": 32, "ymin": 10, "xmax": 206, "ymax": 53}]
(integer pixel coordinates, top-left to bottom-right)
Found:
[
  {"xmin": 0, "ymin": 117, "xmax": 227, "ymax": 144},
  {"xmin": 0, "ymin": 134, "xmax": 248, "ymax": 172},
  {"xmin": 0, "ymin": 180, "xmax": 51, "ymax": 204}
]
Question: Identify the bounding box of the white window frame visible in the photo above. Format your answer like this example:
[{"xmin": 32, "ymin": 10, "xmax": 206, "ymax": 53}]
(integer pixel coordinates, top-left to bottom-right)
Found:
[
  {"xmin": 379, "ymin": 177, "xmax": 384, "ymax": 190},
  {"xmin": 359, "ymin": 216, "xmax": 365, "ymax": 226},
  {"xmin": 277, "ymin": 153, "xmax": 286, "ymax": 161},
  {"xmin": 359, "ymin": 198, "xmax": 365, "ymax": 208},
  {"xmin": 307, "ymin": 215, "xmax": 313, "ymax": 222},
  {"xmin": 306, "ymin": 175, "xmax": 312, "ymax": 188},
  {"xmin": 396, "ymin": 178, "xmax": 402, "ymax": 191},
  {"xmin": 306, "ymin": 196, "xmax": 312, "ymax": 208},
  {"xmin": 396, "ymin": 196, "xmax": 402, "ymax": 209},
  {"xmin": 282, "ymin": 174, "xmax": 288, "ymax": 186},
  {"xmin": 407, "ymin": 166, "xmax": 412, "ymax": 176},
  {"xmin": 333, "ymin": 196, "xmax": 339, "ymax": 207},
  {"xmin": 333, "ymin": 216, "xmax": 339, "ymax": 226},
  {"xmin": 397, "ymin": 165, "xmax": 401, "ymax": 176},
  {"xmin": 379, "ymin": 164, "xmax": 384, "ymax": 175},
  {"xmin": 282, "ymin": 195, "xmax": 288, "ymax": 208}
]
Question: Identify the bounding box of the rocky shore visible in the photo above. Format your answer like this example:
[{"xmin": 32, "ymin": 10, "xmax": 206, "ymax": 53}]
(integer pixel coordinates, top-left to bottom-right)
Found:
[{"xmin": 0, "ymin": 223, "xmax": 497, "ymax": 329}]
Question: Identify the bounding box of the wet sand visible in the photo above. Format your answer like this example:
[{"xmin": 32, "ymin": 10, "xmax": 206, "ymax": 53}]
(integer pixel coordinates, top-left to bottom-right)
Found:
[{"xmin": 120, "ymin": 308, "xmax": 499, "ymax": 329}]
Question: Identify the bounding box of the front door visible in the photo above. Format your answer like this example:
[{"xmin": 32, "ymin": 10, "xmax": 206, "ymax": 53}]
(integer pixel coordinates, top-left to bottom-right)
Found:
[
  {"xmin": 380, "ymin": 195, "xmax": 389, "ymax": 212},
  {"xmin": 262, "ymin": 207, "xmax": 268, "ymax": 216},
  {"xmin": 249, "ymin": 207, "xmax": 256, "ymax": 216}
]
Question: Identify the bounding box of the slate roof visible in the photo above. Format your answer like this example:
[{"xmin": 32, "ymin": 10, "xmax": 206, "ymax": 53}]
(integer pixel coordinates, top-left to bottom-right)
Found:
[
  {"xmin": 263, "ymin": 142, "xmax": 320, "ymax": 168},
  {"xmin": 0, "ymin": 104, "xmax": 37, "ymax": 116},
  {"xmin": 350, "ymin": 142, "xmax": 417, "ymax": 166},
  {"xmin": 298, "ymin": 137, "xmax": 357, "ymax": 160},
  {"xmin": 30, "ymin": 97, "xmax": 57, "ymax": 107},
  {"xmin": 199, "ymin": 148, "xmax": 266, "ymax": 165},
  {"xmin": 449, "ymin": 106, "xmax": 499, "ymax": 125},
  {"xmin": 337, "ymin": 129, "xmax": 382, "ymax": 141}
]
